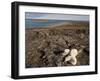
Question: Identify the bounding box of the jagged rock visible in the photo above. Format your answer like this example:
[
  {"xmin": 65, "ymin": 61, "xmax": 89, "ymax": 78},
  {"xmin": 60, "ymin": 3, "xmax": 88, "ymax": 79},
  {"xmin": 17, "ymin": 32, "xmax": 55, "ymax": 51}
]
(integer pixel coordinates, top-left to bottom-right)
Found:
[{"xmin": 25, "ymin": 28, "xmax": 89, "ymax": 68}]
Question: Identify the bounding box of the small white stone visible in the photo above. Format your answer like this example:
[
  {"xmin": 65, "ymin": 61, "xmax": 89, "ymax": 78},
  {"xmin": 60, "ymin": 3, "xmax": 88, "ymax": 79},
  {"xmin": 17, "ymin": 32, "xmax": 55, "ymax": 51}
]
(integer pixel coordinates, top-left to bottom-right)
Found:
[
  {"xmin": 70, "ymin": 57, "xmax": 77, "ymax": 65},
  {"xmin": 70, "ymin": 49, "xmax": 78, "ymax": 57},
  {"xmin": 64, "ymin": 56, "xmax": 72, "ymax": 62},
  {"xmin": 62, "ymin": 49, "xmax": 70, "ymax": 56},
  {"xmin": 64, "ymin": 49, "xmax": 78, "ymax": 65}
]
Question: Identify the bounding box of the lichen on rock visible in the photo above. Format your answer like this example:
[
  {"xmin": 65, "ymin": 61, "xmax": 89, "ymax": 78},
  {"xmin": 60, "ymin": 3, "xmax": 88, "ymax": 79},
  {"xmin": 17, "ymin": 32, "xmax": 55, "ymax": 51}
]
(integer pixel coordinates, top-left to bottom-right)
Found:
[{"xmin": 25, "ymin": 28, "xmax": 89, "ymax": 68}]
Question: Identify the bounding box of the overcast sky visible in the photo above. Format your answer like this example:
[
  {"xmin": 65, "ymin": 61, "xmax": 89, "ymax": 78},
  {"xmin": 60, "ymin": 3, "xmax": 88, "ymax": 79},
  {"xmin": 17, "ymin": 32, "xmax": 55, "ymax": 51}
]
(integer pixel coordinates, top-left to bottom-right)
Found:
[{"xmin": 25, "ymin": 12, "xmax": 89, "ymax": 21}]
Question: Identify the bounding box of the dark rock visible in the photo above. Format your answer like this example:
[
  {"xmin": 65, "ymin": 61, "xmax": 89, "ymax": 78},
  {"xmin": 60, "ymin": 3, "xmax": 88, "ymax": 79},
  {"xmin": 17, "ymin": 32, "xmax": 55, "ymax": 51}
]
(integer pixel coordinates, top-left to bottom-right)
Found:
[{"xmin": 25, "ymin": 28, "xmax": 89, "ymax": 68}]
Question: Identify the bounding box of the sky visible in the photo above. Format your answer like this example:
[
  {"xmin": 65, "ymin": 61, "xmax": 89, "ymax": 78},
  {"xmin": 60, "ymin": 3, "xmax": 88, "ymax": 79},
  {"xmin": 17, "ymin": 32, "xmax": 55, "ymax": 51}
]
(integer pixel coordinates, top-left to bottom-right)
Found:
[{"xmin": 25, "ymin": 12, "xmax": 89, "ymax": 21}]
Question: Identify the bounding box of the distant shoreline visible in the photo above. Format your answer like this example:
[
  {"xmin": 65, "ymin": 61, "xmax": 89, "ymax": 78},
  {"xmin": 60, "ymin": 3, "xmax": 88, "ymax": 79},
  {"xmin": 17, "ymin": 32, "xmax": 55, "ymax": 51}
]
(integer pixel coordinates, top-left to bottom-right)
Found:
[
  {"xmin": 26, "ymin": 22, "xmax": 89, "ymax": 30},
  {"xmin": 25, "ymin": 19, "xmax": 89, "ymax": 28}
]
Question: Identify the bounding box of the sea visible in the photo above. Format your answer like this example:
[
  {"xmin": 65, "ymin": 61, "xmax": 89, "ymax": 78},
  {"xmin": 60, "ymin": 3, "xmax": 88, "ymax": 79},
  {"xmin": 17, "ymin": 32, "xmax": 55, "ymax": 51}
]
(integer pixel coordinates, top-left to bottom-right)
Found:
[{"xmin": 25, "ymin": 19, "xmax": 73, "ymax": 28}]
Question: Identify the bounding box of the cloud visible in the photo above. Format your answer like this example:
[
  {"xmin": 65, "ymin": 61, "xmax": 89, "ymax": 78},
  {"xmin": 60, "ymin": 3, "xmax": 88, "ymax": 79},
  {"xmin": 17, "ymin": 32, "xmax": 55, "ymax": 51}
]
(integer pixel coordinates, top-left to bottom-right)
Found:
[{"xmin": 25, "ymin": 12, "xmax": 89, "ymax": 21}]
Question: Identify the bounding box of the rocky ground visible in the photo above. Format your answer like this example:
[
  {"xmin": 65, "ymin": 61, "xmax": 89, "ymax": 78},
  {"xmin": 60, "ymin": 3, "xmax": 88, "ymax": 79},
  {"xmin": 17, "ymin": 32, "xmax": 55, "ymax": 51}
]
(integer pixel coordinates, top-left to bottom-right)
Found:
[{"xmin": 25, "ymin": 24, "xmax": 89, "ymax": 68}]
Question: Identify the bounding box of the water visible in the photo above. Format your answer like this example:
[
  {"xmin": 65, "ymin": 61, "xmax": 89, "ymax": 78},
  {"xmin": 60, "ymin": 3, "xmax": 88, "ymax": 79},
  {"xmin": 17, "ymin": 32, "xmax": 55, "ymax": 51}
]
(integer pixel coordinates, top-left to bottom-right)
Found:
[{"xmin": 25, "ymin": 19, "xmax": 71, "ymax": 28}]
